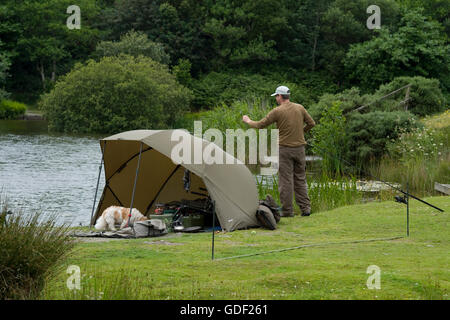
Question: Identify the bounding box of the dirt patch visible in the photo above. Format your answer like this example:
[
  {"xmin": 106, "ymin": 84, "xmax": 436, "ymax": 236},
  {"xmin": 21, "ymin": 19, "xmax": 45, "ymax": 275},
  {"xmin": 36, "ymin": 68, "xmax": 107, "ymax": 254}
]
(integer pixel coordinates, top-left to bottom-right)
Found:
[
  {"xmin": 221, "ymin": 240, "xmax": 258, "ymax": 247},
  {"xmin": 74, "ymin": 238, "xmax": 124, "ymax": 243},
  {"xmin": 144, "ymin": 240, "xmax": 184, "ymax": 246}
]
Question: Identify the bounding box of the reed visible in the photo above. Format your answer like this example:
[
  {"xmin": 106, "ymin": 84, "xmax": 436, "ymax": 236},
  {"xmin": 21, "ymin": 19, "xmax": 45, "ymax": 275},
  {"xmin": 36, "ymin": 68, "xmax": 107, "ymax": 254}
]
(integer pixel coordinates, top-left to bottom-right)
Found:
[
  {"xmin": 256, "ymin": 173, "xmax": 361, "ymax": 214},
  {"xmin": 0, "ymin": 193, "xmax": 75, "ymax": 299}
]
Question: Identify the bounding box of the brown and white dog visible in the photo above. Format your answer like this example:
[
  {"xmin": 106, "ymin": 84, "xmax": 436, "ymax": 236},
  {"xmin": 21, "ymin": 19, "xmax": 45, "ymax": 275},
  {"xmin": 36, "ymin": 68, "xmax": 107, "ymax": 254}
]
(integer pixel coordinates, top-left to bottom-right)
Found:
[{"xmin": 94, "ymin": 206, "xmax": 148, "ymax": 231}]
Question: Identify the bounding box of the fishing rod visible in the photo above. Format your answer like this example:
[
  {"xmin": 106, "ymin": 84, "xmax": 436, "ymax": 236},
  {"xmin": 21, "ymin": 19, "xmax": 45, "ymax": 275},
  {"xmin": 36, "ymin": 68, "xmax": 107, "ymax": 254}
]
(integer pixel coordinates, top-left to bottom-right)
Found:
[{"xmin": 307, "ymin": 141, "xmax": 444, "ymax": 213}]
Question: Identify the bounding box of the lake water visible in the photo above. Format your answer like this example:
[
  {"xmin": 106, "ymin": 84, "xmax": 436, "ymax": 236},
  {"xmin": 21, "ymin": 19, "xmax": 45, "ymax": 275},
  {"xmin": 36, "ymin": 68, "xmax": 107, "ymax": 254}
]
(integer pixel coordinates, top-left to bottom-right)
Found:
[{"xmin": 0, "ymin": 120, "xmax": 105, "ymax": 226}]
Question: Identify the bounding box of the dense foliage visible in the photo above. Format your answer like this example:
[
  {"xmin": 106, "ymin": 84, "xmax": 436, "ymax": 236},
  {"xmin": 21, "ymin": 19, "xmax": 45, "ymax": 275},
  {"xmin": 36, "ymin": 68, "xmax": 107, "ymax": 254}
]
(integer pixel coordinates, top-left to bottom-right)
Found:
[
  {"xmin": 1, "ymin": 0, "xmax": 448, "ymax": 103},
  {"xmin": 39, "ymin": 55, "xmax": 192, "ymax": 133},
  {"xmin": 0, "ymin": 48, "xmax": 10, "ymax": 100},
  {"xmin": 191, "ymin": 71, "xmax": 320, "ymax": 110},
  {"xmin": 375, "ymin": 77, "xmax": 446, "ymax": 116},
  {"xmin": 0, "ymin": 0, "xmax": 102, "ymax": 102},
  {"xmin": 93, "ymin": 30, "xmax": 170, "ymax": 64},
  {"xmin": 345, "ymin": 111, "xmax": 420, "ymax": 165},
  {"xmin": 310, "ymin": 102, "xmax": 348, "ymax": 175},
  {"xmin": 0, "ymin": 99, "xmax": 27, "ymax": 120},
  {"xmin": 373, "ymin": 110, "xmax": 450, "ymax": 194},
  {"xmin": 309, "ymin": 76, "xmax": 446, "ymax": 122},
  {"xmin": 344, "ymin": 10, "xmax": 449, "ymax": 91}
]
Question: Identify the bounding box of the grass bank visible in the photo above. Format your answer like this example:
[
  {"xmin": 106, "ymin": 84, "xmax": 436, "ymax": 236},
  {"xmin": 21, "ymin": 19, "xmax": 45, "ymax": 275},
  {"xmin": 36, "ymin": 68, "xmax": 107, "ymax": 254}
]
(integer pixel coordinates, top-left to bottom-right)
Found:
[
  {"xmin": 371, "ymin": 110, "xmax": 450, "ymax": 196},
  {"xmin": 42, "ymin": 196, "xmax": 449, "ymax": 300}
]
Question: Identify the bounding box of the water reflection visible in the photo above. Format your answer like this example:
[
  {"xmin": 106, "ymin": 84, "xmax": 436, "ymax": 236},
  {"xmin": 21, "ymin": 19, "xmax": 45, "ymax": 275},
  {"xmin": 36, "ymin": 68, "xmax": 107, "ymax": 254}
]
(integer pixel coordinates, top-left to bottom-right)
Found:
[{"xmin": 0, "ymin": 120, "xmax": 105, "ymax": 226}]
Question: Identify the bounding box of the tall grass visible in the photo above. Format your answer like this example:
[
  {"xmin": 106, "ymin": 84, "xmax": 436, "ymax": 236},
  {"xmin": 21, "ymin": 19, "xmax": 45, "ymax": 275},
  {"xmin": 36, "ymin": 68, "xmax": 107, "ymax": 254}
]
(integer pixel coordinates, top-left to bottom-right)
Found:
[
  {"xmin": 371, "ymin": 153, "xmax": 450, "ymax": 197},
  {"xmin": 308, "ymin": 174, "xmax": 361, "ymax": 213},
  {"xmin": 371, "ymin": 112, "xmax": 450, "ymax": 196},
  {"xmin": 178, "ymin": 98, "xmax": 276, "ymax": 134},
  {"xmin": 44, "ymin": 266, "xmax": 220, "ymax": 300},
  {"xmin": 256, "ymin": 173, "xmax": 361, "ymax": 214},
  {"xmin": 0, "ymin": 194, "xmax": 75, "ymax": 299},
  {"xmin": 44, "ymin": 267, "xmax": 146, "ymax": 300}
]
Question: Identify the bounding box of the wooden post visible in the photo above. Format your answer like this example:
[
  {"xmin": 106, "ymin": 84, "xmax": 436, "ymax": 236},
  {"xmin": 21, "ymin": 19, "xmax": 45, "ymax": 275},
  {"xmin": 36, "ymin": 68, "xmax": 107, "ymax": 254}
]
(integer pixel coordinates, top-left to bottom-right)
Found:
[{"xmin": 404, "ymin": 85, "xmax": 411, "ymax": 111}]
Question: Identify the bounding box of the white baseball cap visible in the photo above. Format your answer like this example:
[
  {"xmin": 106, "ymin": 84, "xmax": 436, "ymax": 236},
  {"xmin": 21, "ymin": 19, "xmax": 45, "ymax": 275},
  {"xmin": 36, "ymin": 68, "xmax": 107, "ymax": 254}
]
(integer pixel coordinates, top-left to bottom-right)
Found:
[{"xmin": 271, "ymin": 85, "xmax": 290, "ymax": 96}]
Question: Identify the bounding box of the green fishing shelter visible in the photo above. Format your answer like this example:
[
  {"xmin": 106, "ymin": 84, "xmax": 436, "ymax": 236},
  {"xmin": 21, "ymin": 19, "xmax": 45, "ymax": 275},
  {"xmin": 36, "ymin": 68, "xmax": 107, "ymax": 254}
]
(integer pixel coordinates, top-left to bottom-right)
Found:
[{"xmin": 91, "ymin": 129, "xmax": 260, "ymax": 231}]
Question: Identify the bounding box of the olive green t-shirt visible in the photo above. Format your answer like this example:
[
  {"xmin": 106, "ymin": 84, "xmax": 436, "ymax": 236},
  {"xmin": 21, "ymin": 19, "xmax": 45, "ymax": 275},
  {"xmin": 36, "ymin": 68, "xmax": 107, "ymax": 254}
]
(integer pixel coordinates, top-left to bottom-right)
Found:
[{"xmin": 251, "ymin": 102, "xmax": 316, "ymax": 147}]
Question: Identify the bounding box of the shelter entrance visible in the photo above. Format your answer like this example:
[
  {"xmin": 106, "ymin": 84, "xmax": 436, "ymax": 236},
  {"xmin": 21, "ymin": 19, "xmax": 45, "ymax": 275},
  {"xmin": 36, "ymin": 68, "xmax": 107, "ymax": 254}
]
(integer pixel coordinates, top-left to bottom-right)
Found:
[{"xmin": 92, "ymin": 140, "xmax": 217, "ymax": 231}]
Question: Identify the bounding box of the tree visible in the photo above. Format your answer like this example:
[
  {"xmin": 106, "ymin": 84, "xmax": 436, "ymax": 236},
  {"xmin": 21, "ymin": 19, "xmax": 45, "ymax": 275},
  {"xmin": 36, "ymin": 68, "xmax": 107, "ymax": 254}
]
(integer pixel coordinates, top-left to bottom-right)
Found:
[
  {"xmin": 0, "ymin": 0, "xmax": 102, "ymax": 101},
  {"xmin": 397, "ymin": 0, "xmax": 450, "ymax": 36},
  {"xmin": 172, "ymin": 58, "xmax": 193, "ymax": 87},
  {"xmin": 93, "ymin": 30, "xmax": 170, "ymax": 64},
  {"xmin": 202, "ymin": 0, "xmax": 287, "ymax": 68},
  {"xmin": 109, "ymin": 0, "xmax": 214, "ymax": 75},
  {"xmin": 344, "ymin": 10, "xmax": 449, "ymax": 91},
  {"xmin": 319, "ymin": 0, "xmax": 401, "ymax": 80},
  {"xmin": 39, "ymin": 55, "xmax": 192, "ymax": 133},
  {"xmin": 0, "ymin": 43, "xmax": 11, "ymax": 100}
]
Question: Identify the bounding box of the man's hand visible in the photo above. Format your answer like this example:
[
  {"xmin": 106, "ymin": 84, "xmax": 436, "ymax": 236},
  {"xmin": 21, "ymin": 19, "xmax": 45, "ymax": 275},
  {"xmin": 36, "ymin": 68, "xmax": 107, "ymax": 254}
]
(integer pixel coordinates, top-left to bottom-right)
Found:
[{"xmin": 242, "ymin": 115, "xmax": 251, "ymax": 124}]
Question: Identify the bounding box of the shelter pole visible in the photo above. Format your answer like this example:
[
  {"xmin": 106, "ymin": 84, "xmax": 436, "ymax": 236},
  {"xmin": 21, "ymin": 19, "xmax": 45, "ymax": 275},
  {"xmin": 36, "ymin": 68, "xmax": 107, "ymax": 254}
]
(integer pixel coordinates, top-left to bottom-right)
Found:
[
  {"xmin": 90, "ymin": 141, "xmax": 106, "ymax": 228},
  {"xmin": 211, "ymin": 200, "xmax": 216, "ymax": 261},
  {"xmin": 406, "ymin": 181, "xmax": 410, "ymax": 237},
  {"xmin": 127, "ymin": 142, "xmax": 143, "ymax": 229}
]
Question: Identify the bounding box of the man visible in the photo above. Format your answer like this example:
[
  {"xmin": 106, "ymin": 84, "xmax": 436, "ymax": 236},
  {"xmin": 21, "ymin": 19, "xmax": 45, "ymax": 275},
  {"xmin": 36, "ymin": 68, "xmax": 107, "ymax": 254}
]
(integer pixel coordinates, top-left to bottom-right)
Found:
[{"xmin": 242, "ymin": 86, "xmax": 315, "ymax": 217}]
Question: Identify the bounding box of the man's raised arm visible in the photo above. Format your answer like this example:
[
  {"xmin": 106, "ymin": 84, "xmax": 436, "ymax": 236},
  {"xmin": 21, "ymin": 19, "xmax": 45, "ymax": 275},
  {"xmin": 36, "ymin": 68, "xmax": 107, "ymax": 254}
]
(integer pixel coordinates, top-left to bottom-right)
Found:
[
  {"xmin": 242, "ymin": 110, "xmax": 277, "ymax": 129},
  {"xmin": 303, "ymin": 109, "xmax": 316, "ymax": 133}
]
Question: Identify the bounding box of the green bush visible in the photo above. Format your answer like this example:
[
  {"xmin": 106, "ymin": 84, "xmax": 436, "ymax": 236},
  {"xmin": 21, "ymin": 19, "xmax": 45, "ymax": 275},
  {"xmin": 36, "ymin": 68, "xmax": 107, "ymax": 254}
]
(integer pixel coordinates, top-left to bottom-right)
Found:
[
  {"xmin": 309, "ymin": 102, "xmax": 348, "ymax": 176},
  {"xmin": 371, "ymin": 110, "xmax": 450, "ymax": 195},
  {"xmin": 375, "ymin": 76, "xmax": 446, "ymax": 117},
  {"xmin": 309, "ymin": 76, "xmax": 446, "ymax": 122},
  {"xmin": 386, "ymin": 126, "xmax": 449, "ymax": 163},
  {"xmin": 190, "ymin": 71, "xmax": 314, "ymax": 110},
  {"xmin": 39, "ymin": 55, "xmax": 192, "ymax": 133},
  {"xmin": 0, "ymin": 99, "xmax": 27, "ymax": 119},
  {"xmin": 345, "ymin": 111, "xmax": 421, "ymax": 167},
  {"xmin": 308, "ymin": 87, "xmax": 372, "ymax": 121},
  {"xmin": 0, "ymin": 195, "xmax": 75, "ymax": 299},
  {"xmin": 93, "ymin": 30, "xmax": 170, "ymax": 64}
]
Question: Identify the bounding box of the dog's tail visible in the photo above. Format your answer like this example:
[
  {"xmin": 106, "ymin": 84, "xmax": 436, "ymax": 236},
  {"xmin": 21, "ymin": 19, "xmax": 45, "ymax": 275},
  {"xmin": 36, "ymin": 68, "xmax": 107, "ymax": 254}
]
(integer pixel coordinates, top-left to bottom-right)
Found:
[{"xmin": 94, "ymin": 216, "xmax": 107, "ymax": 231}]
